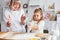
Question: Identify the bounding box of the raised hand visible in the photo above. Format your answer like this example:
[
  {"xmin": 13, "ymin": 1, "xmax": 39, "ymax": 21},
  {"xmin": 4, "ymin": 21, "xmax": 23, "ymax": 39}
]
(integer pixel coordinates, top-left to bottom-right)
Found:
[
  {"xmin": 20, "ymin": 15, "xmax": 26, "ymax": 25},
  {"xmin": 6, "ymin": 15, "xmax": 11, "ymax": 27}
]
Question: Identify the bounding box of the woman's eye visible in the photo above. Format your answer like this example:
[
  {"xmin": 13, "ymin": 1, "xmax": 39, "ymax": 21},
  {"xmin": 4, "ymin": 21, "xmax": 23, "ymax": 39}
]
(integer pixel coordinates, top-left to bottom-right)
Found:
[{"xmin": 34, "ymin": 15, "xmax": 36, "ymax": 17}]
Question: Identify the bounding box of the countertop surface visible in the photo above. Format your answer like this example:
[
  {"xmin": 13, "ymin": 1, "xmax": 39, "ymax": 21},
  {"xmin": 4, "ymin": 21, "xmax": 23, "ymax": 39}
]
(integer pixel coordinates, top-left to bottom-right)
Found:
[{"xmin": 0, "ymin": 32, "xmax": 51, "ymax": 40}]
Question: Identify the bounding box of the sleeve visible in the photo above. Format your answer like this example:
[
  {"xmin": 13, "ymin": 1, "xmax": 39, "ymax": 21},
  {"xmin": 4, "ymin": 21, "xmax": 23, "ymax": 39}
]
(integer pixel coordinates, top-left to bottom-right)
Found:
[
  {"xmin": 20, "ymin": 9, "xmax": 26, "ymax": 24},
  {"xmin": 21, "ymin": 9, "xmax": 25, "ymax": 16},
  {"xmin": 3, "ymin": 8, "xmax": 10, "ymax": 23},
  {"xmin": 39, "ymin": 21, "xmax": 45, "ymax": 29},
  {"xmin": 28, "ymin": 21, "xmax": 35, "ymax": 26},
  {"xmin": 38, "ymin": 21, "xmax": 45, "ymax": 33},
  {"xmin": 27, "ymin": 21, "xmax": 33, "ymax": 32}
]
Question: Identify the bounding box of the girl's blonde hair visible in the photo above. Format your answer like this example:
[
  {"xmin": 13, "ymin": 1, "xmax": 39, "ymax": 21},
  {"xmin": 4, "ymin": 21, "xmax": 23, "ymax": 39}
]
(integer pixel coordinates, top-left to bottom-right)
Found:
[
  {"xmin": 33, "ymin": 8, "xmax": 43, "ymax": 23},
  {"xmin": 8, "ymin": 0, "xmax": 21, "ymax": 9}
]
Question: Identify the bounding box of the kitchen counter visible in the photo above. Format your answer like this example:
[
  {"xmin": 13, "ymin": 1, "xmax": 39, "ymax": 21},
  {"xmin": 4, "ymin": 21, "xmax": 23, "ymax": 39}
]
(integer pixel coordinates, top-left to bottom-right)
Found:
[{"xmin": 0, "ymin": 32, "xmax": 52, "ymax": 40}]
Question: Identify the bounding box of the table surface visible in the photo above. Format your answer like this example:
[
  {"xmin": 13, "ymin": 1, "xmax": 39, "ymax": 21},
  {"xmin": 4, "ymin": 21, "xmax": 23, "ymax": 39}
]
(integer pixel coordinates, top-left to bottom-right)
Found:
[{"xmin": 0, "ymin": 32, "xmax": 51, "ymax": 40}]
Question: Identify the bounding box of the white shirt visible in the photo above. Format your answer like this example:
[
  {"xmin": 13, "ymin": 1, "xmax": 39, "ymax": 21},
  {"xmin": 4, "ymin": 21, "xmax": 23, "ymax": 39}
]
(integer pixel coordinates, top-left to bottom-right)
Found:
[
  {"xmin": 28, "ymin": 20, "xmax": 45, "ymax": 33},
  {"xmin": 3, "ymin": 8, "xmax": 26, "ymax": 32}
]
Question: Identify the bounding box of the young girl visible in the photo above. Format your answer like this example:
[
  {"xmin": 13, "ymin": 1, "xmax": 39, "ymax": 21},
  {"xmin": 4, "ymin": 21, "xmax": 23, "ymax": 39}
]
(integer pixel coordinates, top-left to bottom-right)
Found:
[
  {"xmin": 3, "ymin": 0, "xmax": 26, "ymax": 32},
  {"xmin": 28, "ymin": 8, "xmax": 45, "ymax": 33}
]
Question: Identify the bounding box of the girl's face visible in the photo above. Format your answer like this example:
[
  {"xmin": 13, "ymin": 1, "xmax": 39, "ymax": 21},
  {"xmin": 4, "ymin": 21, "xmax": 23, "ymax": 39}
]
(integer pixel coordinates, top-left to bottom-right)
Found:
[
  {"xmin": 33, "ymin": 12, "xmax": 42, "ymax": 21},
  {"xmin": 11, "ymin": 2, "xmax": 20, "ymax": 11}
]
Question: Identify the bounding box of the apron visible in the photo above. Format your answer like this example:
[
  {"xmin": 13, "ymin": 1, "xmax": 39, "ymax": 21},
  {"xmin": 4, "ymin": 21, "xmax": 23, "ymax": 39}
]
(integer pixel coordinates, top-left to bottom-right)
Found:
[{"xmin": 3, "ymin": 8, "xmax": 26, "ymax": 32}]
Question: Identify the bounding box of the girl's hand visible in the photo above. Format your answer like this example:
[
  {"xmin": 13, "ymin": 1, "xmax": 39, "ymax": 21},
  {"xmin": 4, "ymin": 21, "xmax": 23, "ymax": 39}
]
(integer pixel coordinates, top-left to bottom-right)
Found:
[
  {"xmin": 28, "ymin": 24, "xmax": 32, "ymax": 33},
  {"xmin": 20, "ymin": 15, "xmax": 26, "ymax": 25},
  {"xmin": 28, "ymin": 24, "xmax": 38, "ymax": 30},
  {"xmin": 31, "ymin": 26, "xmax": 38, "ymax": 30},
  {"xmin": 6, "ymin": 15, "xmax": 11, "ymax": 27},
  {"xmin": 6, "ymin": 21, "xmax": 11, "ymax": 27}
]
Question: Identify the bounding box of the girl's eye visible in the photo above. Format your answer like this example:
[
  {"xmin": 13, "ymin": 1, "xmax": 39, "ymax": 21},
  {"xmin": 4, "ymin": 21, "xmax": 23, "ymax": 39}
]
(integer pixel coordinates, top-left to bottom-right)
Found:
[
  {"xmin": 37, "ymin": 15, "xmax": 39, "ymax": 17},
  {"xmin": 34, "ymin": 15, "xmax": 39, "ymax": 17}
]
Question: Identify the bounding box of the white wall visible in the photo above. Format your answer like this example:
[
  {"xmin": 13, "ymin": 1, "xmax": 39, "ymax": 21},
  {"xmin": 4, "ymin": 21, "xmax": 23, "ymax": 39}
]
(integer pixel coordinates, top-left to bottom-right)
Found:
[{"xmin": 55, "ymin": 0, "xmax": 60, "ymax": 12}]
